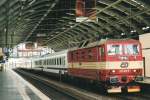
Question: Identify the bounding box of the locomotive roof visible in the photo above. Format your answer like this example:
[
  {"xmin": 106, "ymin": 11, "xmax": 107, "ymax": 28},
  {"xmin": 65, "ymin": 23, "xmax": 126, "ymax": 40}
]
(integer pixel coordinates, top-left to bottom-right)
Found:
[{"xmin": 69, "ymin": 39, "xmax": 139, "ymax": 51}]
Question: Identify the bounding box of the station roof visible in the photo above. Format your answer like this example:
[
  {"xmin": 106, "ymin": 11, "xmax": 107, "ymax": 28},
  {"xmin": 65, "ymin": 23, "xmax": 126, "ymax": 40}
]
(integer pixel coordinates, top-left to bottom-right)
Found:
[{"xmin": 0, "ymin": 0, "xmax": 150, "ymax": 51}]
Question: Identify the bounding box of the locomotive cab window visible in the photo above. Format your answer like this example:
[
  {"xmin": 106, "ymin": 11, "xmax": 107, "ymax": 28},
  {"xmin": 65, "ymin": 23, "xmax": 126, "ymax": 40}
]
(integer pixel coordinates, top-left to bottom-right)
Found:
[
  {"xmin": 124, "ymin": 44, "xmax": 139, "ymax": 55},
  {"xmin": 107, "ymin": 44, "xmax": 122, "ymax": 55}
]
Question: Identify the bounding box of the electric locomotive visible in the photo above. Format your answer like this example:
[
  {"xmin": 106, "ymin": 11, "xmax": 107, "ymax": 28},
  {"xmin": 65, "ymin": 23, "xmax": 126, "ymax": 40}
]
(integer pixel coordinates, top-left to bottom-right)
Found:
[{"xmin": 68, "ymin": 39, "xmax": 143, "ymax": 93}]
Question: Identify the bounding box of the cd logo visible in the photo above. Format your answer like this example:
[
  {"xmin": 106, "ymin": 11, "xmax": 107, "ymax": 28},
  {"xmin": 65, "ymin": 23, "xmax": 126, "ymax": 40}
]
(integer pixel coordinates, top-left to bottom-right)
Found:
[{"xmin": 120, "ymin": 62, "xmax": 128, "ymax": 68}]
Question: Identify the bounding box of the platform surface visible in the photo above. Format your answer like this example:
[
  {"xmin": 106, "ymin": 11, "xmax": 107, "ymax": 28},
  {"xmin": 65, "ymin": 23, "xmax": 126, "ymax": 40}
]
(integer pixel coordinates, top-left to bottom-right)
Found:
[{"xmin": 0, "ymin": 69, "xmax": 49, "ymax": 100}]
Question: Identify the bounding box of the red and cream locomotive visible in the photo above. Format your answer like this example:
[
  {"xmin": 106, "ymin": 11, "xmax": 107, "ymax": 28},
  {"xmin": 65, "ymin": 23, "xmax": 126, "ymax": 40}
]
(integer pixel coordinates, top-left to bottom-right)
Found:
[{"xmin": 68, "ymin": 39, "xmax": 143, "ymax": 93}]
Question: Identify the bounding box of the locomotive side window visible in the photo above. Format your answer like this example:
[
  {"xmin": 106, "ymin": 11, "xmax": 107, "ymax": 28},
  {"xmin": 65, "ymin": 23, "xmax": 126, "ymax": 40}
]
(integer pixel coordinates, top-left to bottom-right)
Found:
[
  {"xmin": 81, "ymin": 51, "xmax": 85, "ymax": 60},
  {"xmin": 100, "ymin": 46, "xmax": 105, "ymax": 61},
  {"xmin": 88, "ymin": 49, "xmax": 92, "ymax": 60},
  {"xmin": 107, "ymin": 44, "xmax": 122, "ymax": 55},
  {"xmin": 100, "ymin": 47, "xmax": 104, "ymax": 56},
  {"xmin": 124, "ymin": 44, "xmax": 139, "ymax": 55}
]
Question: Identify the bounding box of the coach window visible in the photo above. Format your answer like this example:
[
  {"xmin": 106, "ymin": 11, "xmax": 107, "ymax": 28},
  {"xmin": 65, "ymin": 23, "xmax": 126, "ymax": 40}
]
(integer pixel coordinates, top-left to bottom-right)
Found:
[
  {"xmin": 52, "ymin": 59, "xmax": 55, "ymax": 65},
  {"xmin": 48, "ymin": 59, "xmax": 50, "ymax": 65},
  {"xmin": 51, "ymin": 59, "xmax": 54, "ymax": 65},
  {"xmin": 57, "ymin": 58, "xmax": 59, "ymax": 65},
  {"xmin": 58, "ymin": 58, "xmax": 60, "ymax": 65},
  {"xmin": 63, "ymin": 57, "xmax": 65, "ymax": 65},
  {"xmin": 59, "ymin": 58, "xmax": 60, "ymax": 65},
  {"xmin": 59, "ymin": 58, "xmax": 61, "ymax": 65},
  {"xmin": 52, "ymin": 59, "xmax": 53, "ymax": 65},
  {"xmin": 53, "ymin": 59, "xmax": 54, "ymax": 65},
  {"xmin": 43, "ymin": 60, "xmax": 45, "ymax": 65},
  {"xmin": 62, "ymin": 57, "xmax": 64, "ymax": 65},
  {"xmin": 55, "ymin": 59, "xmax": 56, "ymax": 65},
  {"xmin": 47, "ymin": 59, "xmax": 49, "ymax": 65},
  {"xmin": 56, "ymin": 58, "xmax": 57, "ymax": 65},
  {"xmin": 60, "ymin": 58, "xmax": 62, "ymax": 65},
  {"xmin": 50, "ymin": 59, "xmax": 51, "ymax": 65},
  {"xmin": 57, "ymin": 58, "xmax": 58, "ymax": 65},
  {"xmin": 61, "ymin": 57, "xmax": 63, "ymax": 65},
  {"xmin": 44, "ymin": 60, "xmax": 46, "ymax": 65},
  {"xmin": 38, "ymin": 61, "xmax": 40, "ymax": 65},
  {"xmin": 43, "ymin": 60, "xmax": 44, "ymax": 65},
  {"xmin": 58, "ymin": 58, "xmax": 61, "ymax": 65},
  {"xmin": 39, "ymin": 60, "xmax": 41, "ymax": 65}
]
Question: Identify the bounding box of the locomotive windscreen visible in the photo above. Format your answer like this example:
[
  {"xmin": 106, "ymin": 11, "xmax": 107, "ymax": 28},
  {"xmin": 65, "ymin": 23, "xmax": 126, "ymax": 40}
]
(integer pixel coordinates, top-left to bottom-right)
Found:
[
  {"xmin": 124, "ymin": 44, "xmax": 139, "ymax": 55},
  {"xmin": 107, "ymin": 44, "xmax": 140, "ymax": 55}
]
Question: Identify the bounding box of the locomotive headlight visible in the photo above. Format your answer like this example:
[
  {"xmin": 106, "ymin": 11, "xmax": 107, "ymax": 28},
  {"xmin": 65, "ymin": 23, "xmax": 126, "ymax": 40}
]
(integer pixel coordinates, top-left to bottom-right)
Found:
[
  {"xmin": 119, "ymin": 56, "xmax": 128, "ymax": 60},
  {"xmin": 133, "ymin": 69, "xmax": 136, "ymax": 72},
  {"xmin": 112, "ymin": 70, "xmax": 115, "ymax": 73}
]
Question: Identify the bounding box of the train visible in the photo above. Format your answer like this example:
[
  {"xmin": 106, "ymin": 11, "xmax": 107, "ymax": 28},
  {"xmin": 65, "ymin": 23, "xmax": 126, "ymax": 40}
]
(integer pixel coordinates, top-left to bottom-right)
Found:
[{"xmin": 30, "ymin": 39, "xmax": 144, "ymax": 93}]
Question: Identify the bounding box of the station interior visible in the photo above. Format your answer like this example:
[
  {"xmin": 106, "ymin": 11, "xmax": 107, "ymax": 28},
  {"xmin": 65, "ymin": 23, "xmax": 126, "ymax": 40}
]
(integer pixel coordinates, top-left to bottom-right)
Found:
[{"xmin": 0, "ymin": 0, "xmax": 150, "ymax": 100}]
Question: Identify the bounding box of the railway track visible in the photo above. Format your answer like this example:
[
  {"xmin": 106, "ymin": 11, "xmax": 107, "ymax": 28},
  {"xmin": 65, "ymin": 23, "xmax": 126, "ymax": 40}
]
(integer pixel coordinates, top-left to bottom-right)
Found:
[
  {"xmin": 15, "ymin": 69, "xmax": 76, "ymax": 100},
  {"xmin": 15, "ymin": 69, "xmax": 150, "ymax": 100}
]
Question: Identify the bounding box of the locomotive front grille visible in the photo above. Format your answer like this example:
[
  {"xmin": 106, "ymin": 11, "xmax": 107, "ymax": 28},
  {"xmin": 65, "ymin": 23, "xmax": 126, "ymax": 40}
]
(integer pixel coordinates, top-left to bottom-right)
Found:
[{"xmin": 121, "ymin": 76, "xmax": 127, "ymax": 82}]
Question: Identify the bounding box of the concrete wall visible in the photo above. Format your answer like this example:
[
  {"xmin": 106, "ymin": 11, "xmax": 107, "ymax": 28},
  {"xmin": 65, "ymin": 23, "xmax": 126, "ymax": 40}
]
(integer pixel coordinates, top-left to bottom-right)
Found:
[{"xmin": 139, "ymin": 33, "xmax": 150, "ymax": 77}]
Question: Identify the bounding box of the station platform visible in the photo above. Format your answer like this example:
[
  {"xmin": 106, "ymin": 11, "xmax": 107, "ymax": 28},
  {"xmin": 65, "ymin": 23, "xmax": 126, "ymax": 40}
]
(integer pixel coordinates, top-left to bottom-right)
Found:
[{"xmin": 0, "ymin": 68, "xmax": 49, "ymax": 100}]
